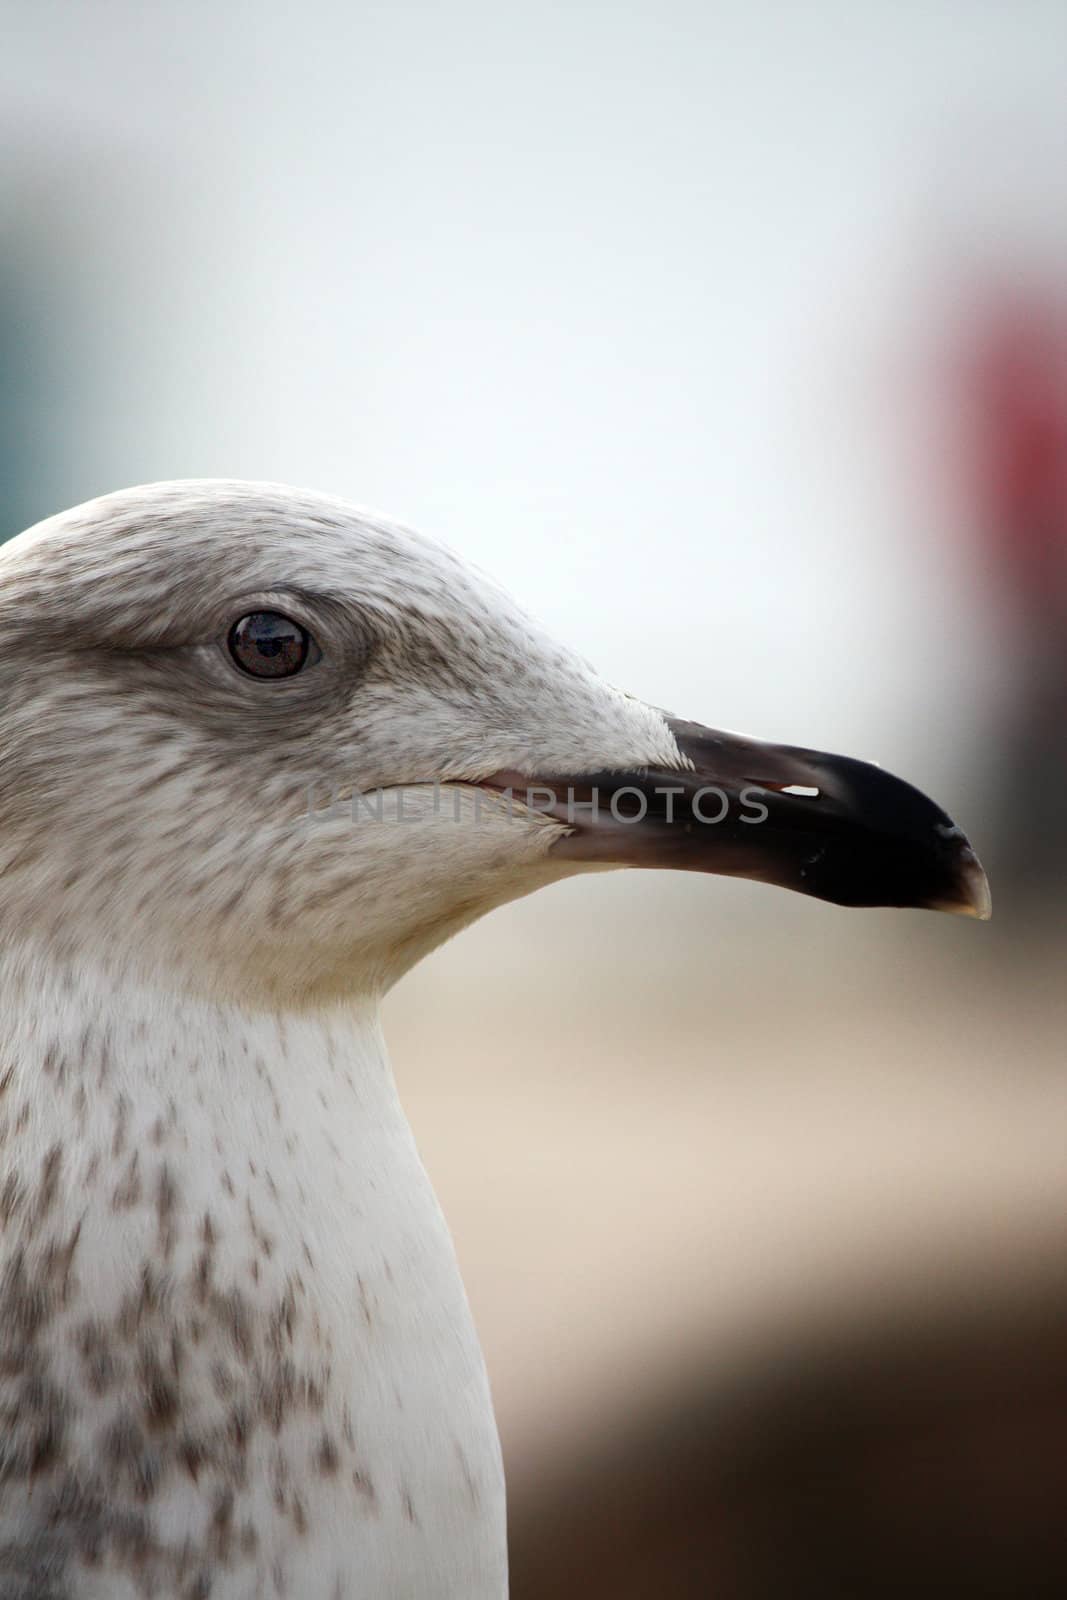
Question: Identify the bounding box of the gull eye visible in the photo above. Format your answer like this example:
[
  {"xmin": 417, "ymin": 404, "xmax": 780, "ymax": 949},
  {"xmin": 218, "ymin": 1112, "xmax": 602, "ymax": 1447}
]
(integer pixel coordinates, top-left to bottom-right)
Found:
[{"xmin": 228, "ymin": 612, "xmax": 312, "ymax": 678}]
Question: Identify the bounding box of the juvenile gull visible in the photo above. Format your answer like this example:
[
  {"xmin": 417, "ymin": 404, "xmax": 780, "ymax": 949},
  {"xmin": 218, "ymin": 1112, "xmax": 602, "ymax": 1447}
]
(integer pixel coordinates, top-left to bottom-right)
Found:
[{"xmin": 0, "ymin": 481, "xmax": 989, "ymax": 1599}]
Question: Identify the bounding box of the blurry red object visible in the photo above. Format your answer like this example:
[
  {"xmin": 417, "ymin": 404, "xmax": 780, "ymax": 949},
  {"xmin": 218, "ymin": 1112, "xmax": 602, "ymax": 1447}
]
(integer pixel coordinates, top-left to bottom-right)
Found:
[{"xmin": 962, "ymin": 293, "xmax": 1067, "ymax": 609}]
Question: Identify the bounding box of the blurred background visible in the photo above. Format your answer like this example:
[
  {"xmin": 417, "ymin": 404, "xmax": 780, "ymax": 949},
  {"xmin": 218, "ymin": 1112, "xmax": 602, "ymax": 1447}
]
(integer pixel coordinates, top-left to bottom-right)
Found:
[{"xmin": 3, "ymin": 3, "xmax": 1066, "ymax": 1593}]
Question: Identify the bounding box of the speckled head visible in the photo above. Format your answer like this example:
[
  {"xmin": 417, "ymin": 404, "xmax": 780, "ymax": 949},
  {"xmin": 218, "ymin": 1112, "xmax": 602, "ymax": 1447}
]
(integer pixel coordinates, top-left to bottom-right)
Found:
[
  {"xmin": 0, "ymin": 479, "xmax": 988, "ymax": 1006},
  {"xmin": 0, "ymin": 481, "xmax": 683, "ymax": 1002}
]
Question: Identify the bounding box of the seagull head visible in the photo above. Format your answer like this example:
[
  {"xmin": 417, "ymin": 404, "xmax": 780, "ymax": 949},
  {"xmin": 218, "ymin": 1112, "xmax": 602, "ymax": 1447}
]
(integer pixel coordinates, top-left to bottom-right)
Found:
[{"xmin": 0, "ymin": 480, "xmax": 989, "ymax": 1004}]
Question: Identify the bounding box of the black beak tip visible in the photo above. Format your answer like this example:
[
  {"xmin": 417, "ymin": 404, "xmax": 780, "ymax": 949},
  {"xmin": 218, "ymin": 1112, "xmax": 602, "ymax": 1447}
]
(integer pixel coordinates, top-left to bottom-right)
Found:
[
  {"xmin": 795, "ymin": 749, "xmax": 993, "ymax": 921},
  {"xmin": 798, "ymin": 804, "xmax": 993, "ymax": 921}
]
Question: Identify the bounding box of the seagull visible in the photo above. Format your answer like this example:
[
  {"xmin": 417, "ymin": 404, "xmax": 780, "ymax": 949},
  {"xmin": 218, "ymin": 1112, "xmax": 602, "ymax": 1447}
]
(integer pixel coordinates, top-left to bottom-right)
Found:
[{"xmin": 0, "ymin": 480, "xmax": 989, "ymax": 1600}]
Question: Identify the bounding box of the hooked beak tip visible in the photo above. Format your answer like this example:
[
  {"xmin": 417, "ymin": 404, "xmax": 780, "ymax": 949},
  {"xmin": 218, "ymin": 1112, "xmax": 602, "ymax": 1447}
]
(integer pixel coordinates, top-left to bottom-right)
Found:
[{"xmin": 944, "ymin": 857, "xmax": 993, "ymax": 921}]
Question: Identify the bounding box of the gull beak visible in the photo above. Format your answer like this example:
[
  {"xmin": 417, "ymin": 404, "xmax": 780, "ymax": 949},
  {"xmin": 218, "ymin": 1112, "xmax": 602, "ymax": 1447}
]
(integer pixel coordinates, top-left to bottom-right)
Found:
[{"xmin": 490, "ymin": 717, "xmax": 991, "ymax": 919}]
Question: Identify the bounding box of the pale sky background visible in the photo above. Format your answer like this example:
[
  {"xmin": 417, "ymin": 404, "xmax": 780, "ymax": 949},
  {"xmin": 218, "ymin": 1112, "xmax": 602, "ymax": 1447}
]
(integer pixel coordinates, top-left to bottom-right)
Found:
[{"xmin": 5, "ymin": 0, "xmax": 1065, "ymax": 764}]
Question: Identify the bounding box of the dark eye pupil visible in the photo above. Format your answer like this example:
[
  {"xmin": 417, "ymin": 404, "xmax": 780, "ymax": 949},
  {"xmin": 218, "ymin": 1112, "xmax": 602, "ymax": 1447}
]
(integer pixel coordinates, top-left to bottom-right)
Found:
[{"xmin": 229, "ymin": 612, "xmax": 310, "ymax": 678}]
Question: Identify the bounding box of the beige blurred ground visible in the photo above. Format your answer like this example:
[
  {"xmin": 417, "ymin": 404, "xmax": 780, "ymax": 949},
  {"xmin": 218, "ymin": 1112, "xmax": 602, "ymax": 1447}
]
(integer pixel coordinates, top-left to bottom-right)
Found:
[{"xmin": 387, "ymin": 884, "xmax": 1066, "ymax": 1481}]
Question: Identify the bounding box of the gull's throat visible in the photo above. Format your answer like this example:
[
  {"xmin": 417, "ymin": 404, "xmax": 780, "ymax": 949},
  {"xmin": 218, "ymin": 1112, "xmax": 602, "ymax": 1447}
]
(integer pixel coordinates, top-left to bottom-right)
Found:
[{"xmin": 0, "ymin": 953, "xmax": 507, "ymax": 1598}]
